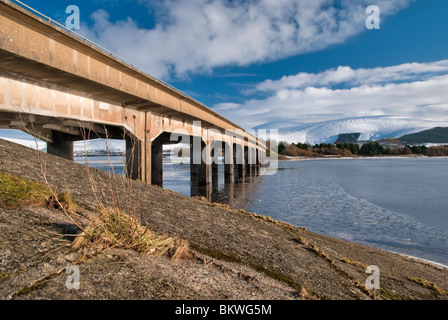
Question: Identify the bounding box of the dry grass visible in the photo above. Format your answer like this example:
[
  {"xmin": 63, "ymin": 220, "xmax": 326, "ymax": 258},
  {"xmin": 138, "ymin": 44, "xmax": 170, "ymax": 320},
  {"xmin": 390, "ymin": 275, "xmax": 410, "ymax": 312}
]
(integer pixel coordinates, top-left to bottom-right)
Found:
[
  {"xmin": 292, "ymin": 234, "xmax": 376, "ymax": 299},
  {"xmin": 293, "ymin": 236, "xmax": 310, "ymax": 247},
  {"xmin": 47, "ymin": 191, "xmax": 77, "ymax": 213},
  {"xmin": 408, "ymin": 277, "xmax": 445, "ymax": 295},
  {"xmin": 72, "ymin": 206, "xmax": 189, "ymax": 259},
  {"xmin": 221, "ymin": 206, "xmax": 301, "ymax": 231},
  {"xmin": 341, "ymin": 258, "xmax": 368, "ymax": 269}
]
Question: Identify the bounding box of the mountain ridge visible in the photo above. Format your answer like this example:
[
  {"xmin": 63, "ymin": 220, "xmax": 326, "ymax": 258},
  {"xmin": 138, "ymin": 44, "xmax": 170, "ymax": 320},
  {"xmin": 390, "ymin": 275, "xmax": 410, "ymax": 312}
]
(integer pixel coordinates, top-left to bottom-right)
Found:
[
  {"xmin": 400, "ymin": 127, "xmax": 448, "ymax": 144},
  {"xmin": 255, "ymin": 116, "xmax": 448, "ymax": 145}
]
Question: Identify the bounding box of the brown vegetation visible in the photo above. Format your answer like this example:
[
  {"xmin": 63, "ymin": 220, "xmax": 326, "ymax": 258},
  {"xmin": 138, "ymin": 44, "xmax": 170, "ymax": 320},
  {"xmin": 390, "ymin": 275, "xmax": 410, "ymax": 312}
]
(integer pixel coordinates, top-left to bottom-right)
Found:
[
  {"xmin": 72, "ymin": 207, "xmax": 186, "ymax": 258},
  {"xmin": 424, "ymin": 146, "xmax": 448, "ymax": 156}
]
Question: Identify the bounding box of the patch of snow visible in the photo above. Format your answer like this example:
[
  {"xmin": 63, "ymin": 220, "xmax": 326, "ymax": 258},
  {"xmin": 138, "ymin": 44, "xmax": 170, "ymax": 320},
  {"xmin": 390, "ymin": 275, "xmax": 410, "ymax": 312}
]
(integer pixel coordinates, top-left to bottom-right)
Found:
[{"xmin": 255, "ymin": 116, "xmax": 448, "ymax": 144}]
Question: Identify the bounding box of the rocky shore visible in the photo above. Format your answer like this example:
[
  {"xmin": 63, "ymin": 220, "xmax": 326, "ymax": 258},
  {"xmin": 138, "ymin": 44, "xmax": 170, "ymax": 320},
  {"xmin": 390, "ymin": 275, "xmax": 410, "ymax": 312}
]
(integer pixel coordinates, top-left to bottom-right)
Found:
[{"xmin": 1, "ymin": 139, "xmax": 447, "ymax": 300}]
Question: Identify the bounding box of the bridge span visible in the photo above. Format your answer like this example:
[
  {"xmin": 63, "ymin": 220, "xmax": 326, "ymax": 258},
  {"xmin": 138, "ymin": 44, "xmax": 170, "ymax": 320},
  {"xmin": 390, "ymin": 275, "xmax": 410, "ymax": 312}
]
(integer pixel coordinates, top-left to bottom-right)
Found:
[{"xmin": 0, "ymin": 0, "xmax": 270, "ymax": 194}]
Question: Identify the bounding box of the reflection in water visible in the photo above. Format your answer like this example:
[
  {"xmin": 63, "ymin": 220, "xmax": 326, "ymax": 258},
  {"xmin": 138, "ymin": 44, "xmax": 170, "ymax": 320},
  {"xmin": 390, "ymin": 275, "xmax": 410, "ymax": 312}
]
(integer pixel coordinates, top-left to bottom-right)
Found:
[
  {"xmin": 162, "ymin": 155, "xmax": 270, "ymax": 208},
  {"xmin": 165, "ymin": 164, "xmax": 299, "ymax": 210},
  {"xmin": 213, "ymin": 170, "xmax": 264, "ymax": 209},
  {"xmin": 74, "ymin": 156, "xmax": 265, "ymax": 209}
]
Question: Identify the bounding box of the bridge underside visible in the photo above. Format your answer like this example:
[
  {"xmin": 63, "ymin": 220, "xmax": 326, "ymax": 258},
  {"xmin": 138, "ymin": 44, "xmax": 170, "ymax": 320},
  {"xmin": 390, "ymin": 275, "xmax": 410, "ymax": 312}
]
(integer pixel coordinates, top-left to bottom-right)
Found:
[{"xmin": 0, "ymin": 70, "xmax": 267, "ymax": 197}]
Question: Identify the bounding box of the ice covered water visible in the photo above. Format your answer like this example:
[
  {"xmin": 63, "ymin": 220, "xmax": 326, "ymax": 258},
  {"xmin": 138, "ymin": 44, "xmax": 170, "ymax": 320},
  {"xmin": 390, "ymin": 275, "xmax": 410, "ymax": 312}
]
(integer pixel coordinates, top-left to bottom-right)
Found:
[
  {"xmin": 244, "ymin": 159, "xmax": 448, "ymax": 265},
  {"xmin": 78, "ymin": 156, "xmax": 448, "ymax": 265}
]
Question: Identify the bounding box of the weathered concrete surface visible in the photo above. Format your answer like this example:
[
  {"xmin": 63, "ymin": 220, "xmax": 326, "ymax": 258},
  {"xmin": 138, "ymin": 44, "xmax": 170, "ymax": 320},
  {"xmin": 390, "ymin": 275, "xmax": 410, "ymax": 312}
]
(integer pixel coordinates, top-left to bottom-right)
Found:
[
  {"xmin": 1, "ymin": 139, "xmax": 447, "ymax": 300},
  {"xmin": 0, "ymin": 206, "xmax": 297, "ymax": 300}
]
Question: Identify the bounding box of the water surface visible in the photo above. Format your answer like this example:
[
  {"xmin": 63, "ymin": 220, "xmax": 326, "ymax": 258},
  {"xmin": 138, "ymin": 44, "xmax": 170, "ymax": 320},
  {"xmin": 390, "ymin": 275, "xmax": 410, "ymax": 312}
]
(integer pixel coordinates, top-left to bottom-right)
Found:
[{"xmin": 76, "ymin": 156, "xmax": 448, "ymax": 265}]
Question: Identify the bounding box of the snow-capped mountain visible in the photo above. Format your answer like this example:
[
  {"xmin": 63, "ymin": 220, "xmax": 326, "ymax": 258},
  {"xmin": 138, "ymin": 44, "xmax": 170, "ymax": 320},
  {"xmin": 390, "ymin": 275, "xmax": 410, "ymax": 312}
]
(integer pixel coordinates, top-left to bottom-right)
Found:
[
  {"xmin": 254, "ymin": 116, "xmax": 448, "ymax": 145},
  {"xmin": 3, "ymin": 115, "xmax": 448, "ymax": 151}
]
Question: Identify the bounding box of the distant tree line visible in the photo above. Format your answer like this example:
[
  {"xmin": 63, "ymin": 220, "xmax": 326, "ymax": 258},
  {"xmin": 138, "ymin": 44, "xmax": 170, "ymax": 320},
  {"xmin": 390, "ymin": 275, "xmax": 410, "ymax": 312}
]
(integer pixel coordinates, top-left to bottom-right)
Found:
[
  {"xmin": 277, "ymin": 142, "xmax": 360, "ymax": 158},
  {"xmin": 277, "ymin": 141, "xmax": 448, "ymax": 158}
]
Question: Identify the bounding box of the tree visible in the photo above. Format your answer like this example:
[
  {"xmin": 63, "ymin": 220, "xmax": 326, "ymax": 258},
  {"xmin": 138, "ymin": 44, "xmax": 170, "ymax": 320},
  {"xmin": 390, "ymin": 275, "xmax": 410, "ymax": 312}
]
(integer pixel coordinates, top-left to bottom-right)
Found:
[
  {"xmin": 410, "ymin": 145, "xmax": 422, "ymax": 154},
  {"xmin": 374, "ymin": 142, "xmax": 385, "ymax": 155},
  {"xmin": 402, "ymin": 146, "xmax": 413, "ymax": 155},
  {"xmin": 359, "ymin": 142, "xmax": 374, "ymax": 156},
  {"xmin": 296, "ymin": 142, "xmax": 310, "ymax": 150},
  {"xmin": 284, "ymin": 144, "xmax": 302, "ymax": 156},
  {"xmin": 277, "ymin": 142, "xmax": 287, "ymax": 154},
  {"xmin": 349, "ymin": 143, "xmax": 359, "ymax": 155}
]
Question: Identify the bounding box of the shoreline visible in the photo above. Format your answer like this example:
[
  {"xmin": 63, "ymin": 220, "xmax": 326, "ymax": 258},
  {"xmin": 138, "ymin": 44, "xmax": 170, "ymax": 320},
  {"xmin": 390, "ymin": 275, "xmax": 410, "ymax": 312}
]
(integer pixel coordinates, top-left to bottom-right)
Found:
[
  {"xmin": 279, "ymin": 155, "xmax": 448, "ymax": 161},
  {"xmin": 76, "ymin": 153, "xmax": 448, "ymax": 268},
  {"xmin": 393, "ymin": 252, "xmax": 448, "ymax": 270}
]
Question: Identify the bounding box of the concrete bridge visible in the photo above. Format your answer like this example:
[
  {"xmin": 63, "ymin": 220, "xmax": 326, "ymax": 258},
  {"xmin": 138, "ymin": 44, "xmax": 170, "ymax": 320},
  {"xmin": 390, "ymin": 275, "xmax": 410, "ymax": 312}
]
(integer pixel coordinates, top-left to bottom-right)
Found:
[{"xmin": 0, "ymin": 0, "xmax": 269, "ymax": 195}]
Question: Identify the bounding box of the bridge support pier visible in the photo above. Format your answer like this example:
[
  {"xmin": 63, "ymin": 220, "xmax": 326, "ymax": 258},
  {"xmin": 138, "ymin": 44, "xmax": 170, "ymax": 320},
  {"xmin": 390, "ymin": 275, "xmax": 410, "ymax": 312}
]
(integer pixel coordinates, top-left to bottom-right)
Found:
[
  {"xmin": 190, "ymin": 140, "xmax": 211, "ymax": 199},
  {"xmin": 244, "ymin": 146, "xmax": 251, "ymax": 177},
  {"xmin": 261, "ymin": 151, "xmax": 267, "ymax": 166},
  {"xmin": 151, "ymin": 140, "xmax": 163, "ymax": 187},
  {"xmin": 211, "ymin": 147, "xmax": 219, "ymax": 190},
  {"xmin": 126, "ymin": 136, "xmax": 141, "ymax": 181},
  {"xmin": 190, "ymin": 139, "xmax": 211, "ymax": 188},
  {"xmin": 224, "ymin": 142, "xmax": 234, "ymax": 184},
  {"xmin": 234, "ymin": 143, "xmax": 245, "ymax": 181},
  {"xmin": 249, "ymin": 147, "xmax": 256, "ymax": 176},
  {"xmin": 47, "ymin": 131, "xmax": 74, "ymax": 161}
]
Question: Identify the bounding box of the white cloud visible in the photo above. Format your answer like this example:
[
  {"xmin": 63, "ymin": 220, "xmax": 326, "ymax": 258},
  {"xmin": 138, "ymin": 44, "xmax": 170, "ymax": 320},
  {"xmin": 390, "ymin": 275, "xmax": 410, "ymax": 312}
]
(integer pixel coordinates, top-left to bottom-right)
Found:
[
  {"xmin": 82, "ymin": 0, "xmax": 412, "ymax": 79},
  {"xmin": 255, "ymin": 60, "xmax": 448, "ymax": 91},
  {"xmin": 214, "ymin": 64, "xmax": 448, "ymax": 128}
]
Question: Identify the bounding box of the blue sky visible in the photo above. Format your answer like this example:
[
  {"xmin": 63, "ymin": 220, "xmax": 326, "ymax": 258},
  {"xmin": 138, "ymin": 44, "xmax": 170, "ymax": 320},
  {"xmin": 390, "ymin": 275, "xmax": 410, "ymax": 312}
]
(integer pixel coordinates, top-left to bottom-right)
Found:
[{"xmin": 7, "ymin": 0, "xmax": 448, "ymax": 129}]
